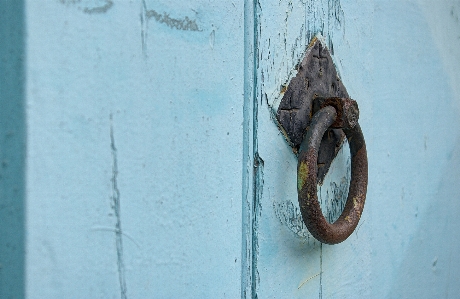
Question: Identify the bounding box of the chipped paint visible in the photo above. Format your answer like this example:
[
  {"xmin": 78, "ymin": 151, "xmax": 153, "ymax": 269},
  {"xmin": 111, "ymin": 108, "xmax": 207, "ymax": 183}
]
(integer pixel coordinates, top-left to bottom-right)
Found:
[
  {"xmin": 145, "ymin": 9, "xmax": 200, "ymax": 31},
  {"xmin": 251, "ymin": 153, "xmax": 263, "ymax": 299},
  {"xmin": 260, "ymin": 0, "xmax": 346, "ymax": 113},
  {"xmin": 273, "ymin": 200, "xmax": 313, "ymax": 241},
  {"xmin": 59, "ymin": 0, "xmax": 113, "ymax": 14}
]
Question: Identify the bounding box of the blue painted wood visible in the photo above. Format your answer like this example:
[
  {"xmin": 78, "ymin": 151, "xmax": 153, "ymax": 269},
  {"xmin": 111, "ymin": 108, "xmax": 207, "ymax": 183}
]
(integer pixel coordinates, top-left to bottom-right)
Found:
[
  {"xmin": 18, "ymin": 1, "xmax": 244, "ymax": 298},
  {"xmin": 249, "ymin": 0, "xmax": 460, "ymax": 298},
  {"xmin": 2, "ymin": 0, "xmax": 460, "ymax": 298}
]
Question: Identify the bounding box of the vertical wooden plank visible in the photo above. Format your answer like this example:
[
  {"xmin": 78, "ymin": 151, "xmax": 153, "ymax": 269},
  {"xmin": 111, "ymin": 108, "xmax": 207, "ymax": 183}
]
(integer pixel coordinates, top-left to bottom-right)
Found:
[
  {"xmin": 253, "ymin": 0, "xmax": 369, "ymax": 295},
  {"xmin": 241, "ymin": 0, "xmax": 256, "ymax": 297},
  {"xmin": 24, "ymin": 0, "xmax": 245, "ymax": 297},
  {"xmin": 254, "ymin": 0, "xmax": 460, "ymax": 297},
  {"xmin": 252, "ymin": 0, "xmax": 325, "ymax": 297},
  {"xmin": 0, "ymin": 1, "xmax": 26, "ymax": 298}
]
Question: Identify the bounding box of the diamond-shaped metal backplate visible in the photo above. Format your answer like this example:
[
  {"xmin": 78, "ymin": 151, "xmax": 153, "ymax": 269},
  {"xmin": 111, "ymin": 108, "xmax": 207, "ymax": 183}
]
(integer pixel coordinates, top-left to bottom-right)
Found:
[{"xmin": 276, "ymin": 37, "xmax": 349, "ymax": 183}]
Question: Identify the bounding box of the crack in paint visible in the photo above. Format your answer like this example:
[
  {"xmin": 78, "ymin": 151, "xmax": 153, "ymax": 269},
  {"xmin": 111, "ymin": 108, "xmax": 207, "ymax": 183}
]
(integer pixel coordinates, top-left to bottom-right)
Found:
[
  {"xmin": 249, "ymin": 3, "xmax": 262, "ymax": 297},
  {"xmin": 252, "ymin": 153, "xmax": 263, "ymax": 299},
  {"xmin": 241, "ymin": 0, "xmax": 260, "ymax": 297},
  {"xmin": 273, "ymin": 200, "xmax": 312, "ymax": 240},
  {"xmin": 90, "ymin": 226, "xmax": 141, "ymax": 249},
  {"xmin": 241, "ymin": 0, "xmax": 255, "ymax": 297},
  {"xmin": 319, "ymin": 243, "xmax": 323, "ymax": 299},
  {"xmin": 141, "ymin": 0, "xmax": 147, "ymax": 55},
  {"xmin": 110, "ymin": 114, "xmax": 127, "ymax": 299},
  {"xmin": 298, "ymin": 272, "xmax": 321, "ymax": 289}
]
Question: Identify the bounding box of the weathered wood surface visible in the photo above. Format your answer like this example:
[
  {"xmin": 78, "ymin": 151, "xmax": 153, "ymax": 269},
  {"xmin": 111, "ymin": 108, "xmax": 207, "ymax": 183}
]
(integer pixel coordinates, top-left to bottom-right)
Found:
[
  {"xmin": 1, "ymin": 0, "xmax": 460, "ymax": 298},
  {"xmin": 249, "ymin": 0, "xmax": 460, "ymax": 298}
]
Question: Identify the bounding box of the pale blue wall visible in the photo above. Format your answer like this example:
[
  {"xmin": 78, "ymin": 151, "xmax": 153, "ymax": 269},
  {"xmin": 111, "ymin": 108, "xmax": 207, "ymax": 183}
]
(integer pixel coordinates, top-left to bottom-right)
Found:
[
  {"xmin": 23, "ymin": 0, "xmax": 244, "ymax": 298},
  {"xmin": 372, "ymin": 1, "xmax": 460, "ymax": 297}
]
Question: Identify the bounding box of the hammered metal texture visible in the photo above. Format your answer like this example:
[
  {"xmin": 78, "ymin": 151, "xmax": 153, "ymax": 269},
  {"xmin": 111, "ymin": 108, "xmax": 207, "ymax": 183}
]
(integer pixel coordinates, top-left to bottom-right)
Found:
[{"xmin": 276, "ymin": 38, "xmax": 349, "ymax": 183}]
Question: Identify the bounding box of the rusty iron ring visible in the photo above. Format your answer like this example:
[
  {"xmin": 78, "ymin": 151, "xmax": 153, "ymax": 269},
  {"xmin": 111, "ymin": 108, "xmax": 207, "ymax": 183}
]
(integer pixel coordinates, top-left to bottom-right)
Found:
[{"xmin": 297, "ymin": 105, "xmax": 368, "ymax": 244}]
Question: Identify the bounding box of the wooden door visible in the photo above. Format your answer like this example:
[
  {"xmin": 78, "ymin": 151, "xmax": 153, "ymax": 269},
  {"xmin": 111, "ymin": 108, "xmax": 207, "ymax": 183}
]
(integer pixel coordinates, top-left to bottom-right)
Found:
[
  {"xmin": 1, "ymin": 0, "xmax": 460, "ymax": 298},
  {"xmin": 247, "ymin": 0, "xmax": 460, "ymax": 298}
]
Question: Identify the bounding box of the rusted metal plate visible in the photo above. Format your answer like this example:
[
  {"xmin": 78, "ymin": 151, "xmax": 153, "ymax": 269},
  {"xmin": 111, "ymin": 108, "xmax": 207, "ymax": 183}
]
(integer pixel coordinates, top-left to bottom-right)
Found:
[{"xmin": 276, "ymin": 37, "xmax": 349, "ymax": 183}]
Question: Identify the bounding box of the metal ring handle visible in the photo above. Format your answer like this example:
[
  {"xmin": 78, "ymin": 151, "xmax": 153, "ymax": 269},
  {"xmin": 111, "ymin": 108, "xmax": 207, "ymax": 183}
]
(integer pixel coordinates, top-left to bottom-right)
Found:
[{"xmin": 297, "ymin": 105, "xmax": 368, "ymax": 244}]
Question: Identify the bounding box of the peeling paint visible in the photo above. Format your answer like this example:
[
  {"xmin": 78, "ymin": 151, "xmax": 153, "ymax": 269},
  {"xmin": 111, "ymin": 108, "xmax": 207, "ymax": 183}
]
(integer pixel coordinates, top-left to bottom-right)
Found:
[
  {"xmin": 241, "ymin": 0, "xmax": 257, "ymax": 296},
  {"xmin": 145, "ymin": 9, "xmax": 200, "ymax": 31},
  {"xmin": 273, "ymin": 200, "xmax": 312, "ymax": 241},
  {"xmin": 140, "ymin": 1, "xmax": 202, "ymax": 55},
  {"xmin": 83, "ymin": 0, "xmax": 113, "ymax": 14},
  {"xmin": 209, "ymin": 29, "xmax": 215, "ymax": 49},
  {"xmin": 59, "ymin": 0, "xmax": 113, "ymax": 14},
  {"xmin": 252, "ymin": 152, "xmax": 263, "ymax": 299},
  {"xmin": 262, "ymin": 0, "xmax": 346, "ymax": 113}
]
